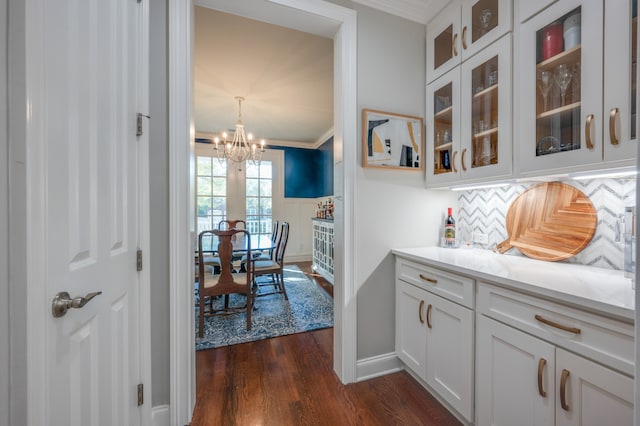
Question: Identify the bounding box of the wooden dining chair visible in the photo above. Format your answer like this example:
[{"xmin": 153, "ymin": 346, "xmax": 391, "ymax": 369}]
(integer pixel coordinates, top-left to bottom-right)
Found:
[
  {"xmin": 218, "ymin": 219, "xmax": 247, "ymax": 230},
  {"xmin": 197, "ymin": 228, "xmax": 254, "ymax": 337},
  {"xmin": 250, "ymin": 222, "xmax": 290, "ymax": 302}
]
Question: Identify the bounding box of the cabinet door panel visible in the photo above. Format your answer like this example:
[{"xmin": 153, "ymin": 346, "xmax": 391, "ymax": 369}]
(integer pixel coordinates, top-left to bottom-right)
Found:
[
  {"xmin": 427, "ymin": 3, "xmax": 462, "ymax": 83},
  {"xmin": 396, "ymin": 281, "xmax": 428, "ymax": 379},
  {"xmin": 476, "ymin": 315, "xmax": 555, "ymax": 426},
  {"xmin": 555, "ymin": 348, "xmax": 633, "ymax": 426},
  {"xmin": 427, "ymin": 293, "xmax": 474, "ymax": 421},
  {"xmin": 461, "ymin": 0, "xmax": 512, "ymax": 60}
]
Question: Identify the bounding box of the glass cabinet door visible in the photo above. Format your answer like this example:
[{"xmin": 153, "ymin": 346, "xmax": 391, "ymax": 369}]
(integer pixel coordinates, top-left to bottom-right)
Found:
[
  {"xmin": 427, "ymin": 4, "xmax": 461, "ymax": 83},
  {"xmin": 518, "ymin": 0, "xmax": 603, "ymax": 175},
  {"xmin": 460, "ymin": 34, "xmax": 512, "ymax": 180},
  {"xmin": 603, "ymin": 0, "xmax": 638, "ymax": 163},
  {"xmin": 461, "ymin": 0, "xmax": 512, "ymax": 61},
  {"xmin": 427, "ymin": 68, "xmax": 460, "ymax": 186}
]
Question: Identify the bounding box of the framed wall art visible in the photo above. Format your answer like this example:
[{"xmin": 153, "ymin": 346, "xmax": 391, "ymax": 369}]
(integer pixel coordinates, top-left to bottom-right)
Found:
[{"xmin": 362, "ymin": 109, "xmax": 424, "ymax": 170}]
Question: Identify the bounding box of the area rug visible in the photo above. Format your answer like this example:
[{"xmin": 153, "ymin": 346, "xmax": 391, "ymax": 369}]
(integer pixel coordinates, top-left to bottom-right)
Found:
[{"xmin": 195, "ymin": 265, "xmax": 334, "ymax": 351}]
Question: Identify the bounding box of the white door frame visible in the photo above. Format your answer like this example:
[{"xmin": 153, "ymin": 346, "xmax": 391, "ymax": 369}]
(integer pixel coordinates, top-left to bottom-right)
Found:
[{"xmin": 168, "ymin": 0, "xmax": 357, "ymax": 424}]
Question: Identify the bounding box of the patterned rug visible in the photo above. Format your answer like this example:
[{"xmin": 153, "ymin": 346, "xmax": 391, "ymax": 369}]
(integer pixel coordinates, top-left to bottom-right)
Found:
[{"xmin": 195, "ymin": 265, "xmax": 334, "ymax": 351}]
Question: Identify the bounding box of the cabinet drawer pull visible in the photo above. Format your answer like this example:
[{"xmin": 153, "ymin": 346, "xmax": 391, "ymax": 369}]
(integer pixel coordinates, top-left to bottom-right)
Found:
[
  {"xmin": 461, "ymin": 148, "xmax": 467, "ymax": 171},
  {"xmin": 537, "ymin": 358, "xmax": 547, "ymax": 397},
  {"xmin": 534, "ymin": 314, "xmax": 581, "ymax": 334},
  {"xmin": 419, "ymin": 274, "xmax": 437, "ymax": 284},
  {"xmin": 426, "ymin": 304, "xmax": 433, "ymax": 329},
  {"xmin": 452, "ymin": 150, "xmax": 458, "ymax": 173},
  {"xmin": 461, "ymin": 26, "xmax": 468, "ymax": 49},
  {"xmin": 452, "ymin": 33, "xmax": 458, "ymax": 56},
  {"xmin": 609, "ymin": 107, "xmax": 620, "ymax": 145},
  {"xmin": 418, "ymin": 300, "xmax": 425, "ymax": 324},
  {"xmin": 585, "ymin": 114, "xmax": 595, "ymax": 150},
  {"xmin": 560, "ymin": 369, "xmax": 570, "ymax": 411}
]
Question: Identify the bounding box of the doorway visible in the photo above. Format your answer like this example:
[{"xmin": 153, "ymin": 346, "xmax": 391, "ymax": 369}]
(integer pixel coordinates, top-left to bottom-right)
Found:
[{"xmin": 168, "ymin": 1, "xmax": 357, "ymax": 424}]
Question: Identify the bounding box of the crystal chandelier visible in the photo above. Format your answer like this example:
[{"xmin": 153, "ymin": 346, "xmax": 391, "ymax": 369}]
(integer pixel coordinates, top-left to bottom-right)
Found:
[{"xmin": 213, "ymin": 96, "xmax": 266, "ymax": 171}]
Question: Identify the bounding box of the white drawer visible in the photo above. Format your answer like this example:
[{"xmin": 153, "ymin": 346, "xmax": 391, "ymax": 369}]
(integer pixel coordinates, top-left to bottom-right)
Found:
[
  {"xmin": 396, "ymin": 258, "xmax": 474, "ymax": 308},
  {"xmin": 477, "ymin": 282, "xmax": 634, "ymax": 376}
]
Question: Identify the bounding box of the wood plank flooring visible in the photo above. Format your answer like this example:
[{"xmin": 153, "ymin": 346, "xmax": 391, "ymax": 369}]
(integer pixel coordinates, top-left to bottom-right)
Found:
[{"xmin": 191, "ymin": 262, "xmax": 461, "ymax": 426}]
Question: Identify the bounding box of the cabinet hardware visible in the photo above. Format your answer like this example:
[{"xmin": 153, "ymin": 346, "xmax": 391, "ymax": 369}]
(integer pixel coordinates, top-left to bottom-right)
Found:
[
  {"xmin": 452, "ymin": 150, "xmax": 458, "ymax": 173},
  {"xmin": 461, "ymin": 148, "xmax": 467, "ymax": 171},
  {"xmin": 452, "ymin": 33, "xmax": 459, "ymax": 56},
  {"xmin": 585, "ymin": 114, "xmax": 595, "ymax": 150},
  {"xmin": 537, "ymin": 358, "xmax": 547, "ymax": 397},
  {"xmin": 462, "ymin": 26, "xmax": 468, "ymax": 49},
  {"xmin": 426, "ymin": 304, "xmax": 433, "ymax": 329},
  {"xmin": 419, "ymin": 274, "xmax": 437, "ymax": 284},
  {"xmin": 418, "ymin": 300, "xmax": 425, "ymax": 324},
  {"xmin": 609, "ymin": 107, "xmax": 620, "ymax": 145},
  {"xmin": 534, "ymin": 314, "xmax": 581, "ymax": 334},
  {"xmin": 560, "ymin": 369, "xmax": 570, "ymax": 411}
]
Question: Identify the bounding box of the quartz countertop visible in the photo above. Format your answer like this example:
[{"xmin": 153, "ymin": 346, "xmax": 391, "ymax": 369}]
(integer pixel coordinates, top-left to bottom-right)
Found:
[{"xmin": 392, "ymin": 246, "xmax": 635, "ymax": 322}]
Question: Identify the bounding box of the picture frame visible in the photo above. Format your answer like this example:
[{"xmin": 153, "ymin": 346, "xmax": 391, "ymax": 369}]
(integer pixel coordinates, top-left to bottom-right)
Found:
[{"xmin": 362, "ymin": 109, "xmax": 424, "ymax": 170}]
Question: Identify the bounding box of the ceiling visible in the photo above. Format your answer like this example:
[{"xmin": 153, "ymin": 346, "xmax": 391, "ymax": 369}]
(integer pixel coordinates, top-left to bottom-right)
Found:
[
  {"xmin": 193, "ymin": 0, "xmax": 448, "ymax": 148},
  {"xmin": 194, "ymin": 6, "xmax": 334, "ymax": 147}
]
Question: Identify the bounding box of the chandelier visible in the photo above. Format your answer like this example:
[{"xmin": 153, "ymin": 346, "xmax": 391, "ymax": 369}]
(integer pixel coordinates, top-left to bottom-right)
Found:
[{"xmin": 213, "ymin": 96, "xmax": 266, "ymax": 171}]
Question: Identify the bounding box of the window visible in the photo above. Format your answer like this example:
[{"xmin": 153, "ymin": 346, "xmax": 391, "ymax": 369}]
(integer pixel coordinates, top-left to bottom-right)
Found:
[
  {"xmin": 196, "ymin": 156, "xmax": 227, "ymax": 234},
  {"xmin": 246, "ymin": 161, "xmax": 273, "ymax": 238},
  {"xmin": 195, "ymin": 143, "xmax": 283, "ymax": 236}
]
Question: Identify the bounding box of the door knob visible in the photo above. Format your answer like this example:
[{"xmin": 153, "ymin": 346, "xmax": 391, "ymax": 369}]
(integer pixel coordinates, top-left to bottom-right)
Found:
[{"xmin": 52, "ymin": 291, "xmax": 102, "ymax": 318}]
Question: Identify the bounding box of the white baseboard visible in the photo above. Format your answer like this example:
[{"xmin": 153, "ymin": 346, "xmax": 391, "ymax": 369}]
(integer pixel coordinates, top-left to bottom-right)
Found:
[
  {"xmin": 356, "ymin": 352, "xmax": 404, "ymax": 382},
  {"xmin": 285, "ymin": 254, "xmax": 312, "ymax": 263},
  {"xmin": 151, "ymin": 405, "xmax": 170, "ymax": 426}
]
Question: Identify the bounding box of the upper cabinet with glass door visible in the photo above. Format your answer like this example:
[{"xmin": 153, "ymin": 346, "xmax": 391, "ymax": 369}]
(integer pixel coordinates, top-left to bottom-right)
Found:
[
  {"xmin": 426, "ymin": 0, "xmax": 512, "ymax": 83},
  {"xmin": 518, "ymin": 0, "xmax": 639, "ymax": 177},
  {"xmin": 427, "ymin": 35, "xmax": 512, "ymax": 187}
]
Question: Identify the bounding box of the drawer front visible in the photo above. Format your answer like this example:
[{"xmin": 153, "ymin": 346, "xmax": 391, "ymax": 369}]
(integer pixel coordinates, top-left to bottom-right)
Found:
[
  {"xmin": 477, "ymin": 282, "xmax": 634, "ymax": 376},
  {"xmin": 396, "ymin": 258, "xmax": 474, "ymax": 308}
]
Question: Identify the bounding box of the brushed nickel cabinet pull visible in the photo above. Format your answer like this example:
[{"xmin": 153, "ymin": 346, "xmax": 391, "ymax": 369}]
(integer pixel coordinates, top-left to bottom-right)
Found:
[
  {"xmin": 535, "ymin": 314, "xmax": 581, "ymax": 334},
  {"xmin": 419, "ymin": 274, "xmax": 437, "ymax": 284},
  {"xmin": 461, "ymin": 148, "xmax": 467, "ymax": 171},
  {"xmin": 462, "ymin": 26, "xmax": 468, "ymax": 49},
  {"xmin": 560, "ymin": 369, "xmax": 570, "ymax": 411},
  {"xmin": 609, "ymin": 107, "xmax": 620, "ymax": 145},
  {"xmin": 418, "ymin": 300, "xmax": 425, "ymax": 324},
  {"xmin": 585, "ymin": 114, "xmax": 595, "ymax": 150},
  {"xmin": 537, "ymin": 358, "xmax": 547, "ymax": 397},
  {"xmin": 426, "ymin": 304, "xmax": 433, "ymax": 329}
]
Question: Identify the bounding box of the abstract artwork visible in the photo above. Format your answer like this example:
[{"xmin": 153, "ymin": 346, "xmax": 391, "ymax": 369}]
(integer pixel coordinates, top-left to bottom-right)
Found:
[{"xmin": 362, "ymin": 109, "xmax": 424, "ymax": 170}]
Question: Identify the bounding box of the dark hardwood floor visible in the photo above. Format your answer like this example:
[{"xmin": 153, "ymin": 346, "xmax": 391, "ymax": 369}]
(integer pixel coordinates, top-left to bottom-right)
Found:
[{"xmin": 191, "ymin": 261, "xmax": 460, "ymax": 426}]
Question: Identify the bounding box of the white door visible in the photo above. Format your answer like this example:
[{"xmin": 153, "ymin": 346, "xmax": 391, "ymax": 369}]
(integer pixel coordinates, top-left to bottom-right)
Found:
[
  {"xmin": 395, "ymin": 280, "xmax": 428, "ymax": 379},
  {"xmin": 476, "ymin": 315, "xmax": 555, "ymax": 426},
  {"xmin": 555, "ymin": 348, "xmax": 634, "ymax": 426},
  {"xmin": 25, "ymin": 0, "xmax": 148, "ymax": 424},
  {"xmin": 426, "ymin": 292, "xmax": 474, "ymax": 422}
]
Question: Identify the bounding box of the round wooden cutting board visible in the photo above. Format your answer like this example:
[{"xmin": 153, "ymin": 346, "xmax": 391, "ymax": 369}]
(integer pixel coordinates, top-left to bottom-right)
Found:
[{"xmin": 496, "ymin": 182, "xmax": 597, "ymax": 261}]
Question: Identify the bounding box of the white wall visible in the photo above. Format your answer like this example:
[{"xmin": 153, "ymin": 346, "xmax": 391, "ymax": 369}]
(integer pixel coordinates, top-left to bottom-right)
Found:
[
  {"xmin": 0, "ymin": 0, "xmax": 9, "ymax": 423},
  {"xmin": 283, "ymin": 198, "xmax": 321, "ymax": 262},
  {"xmin": 353, "ymin": 4, "xmax": 457, "ymax": 360}
]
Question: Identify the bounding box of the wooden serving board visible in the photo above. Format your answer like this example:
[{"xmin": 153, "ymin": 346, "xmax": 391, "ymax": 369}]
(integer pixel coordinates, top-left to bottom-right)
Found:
[{"xmin": 496, "ymin": 182, "xmax": 597, "ymax": 261}]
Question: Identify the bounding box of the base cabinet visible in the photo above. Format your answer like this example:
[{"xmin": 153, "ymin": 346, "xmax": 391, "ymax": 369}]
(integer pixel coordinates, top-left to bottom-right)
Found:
[
  {"xmin": 476, "ymin": 316, "xmax": 634, "ymax": 426},
  {"xmin": 395, "ymin": 266, "xmax": 474, "ymax": 422}
]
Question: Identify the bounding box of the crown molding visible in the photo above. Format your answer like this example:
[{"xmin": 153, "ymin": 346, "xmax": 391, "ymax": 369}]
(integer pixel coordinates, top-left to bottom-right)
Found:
[{"xmin": 351, "ymin": 0, "xmax": 430, "ymax": 24}]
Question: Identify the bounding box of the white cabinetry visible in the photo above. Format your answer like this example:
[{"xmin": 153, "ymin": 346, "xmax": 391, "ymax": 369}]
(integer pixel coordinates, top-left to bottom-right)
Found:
[
  {"xmin": 517, "ymin": 0, "xmax": 638, "ymax": 176},
  {"xmin": 476, "ymin": 282, "xmax": 634, "ymax": 426},
  {"xmin": 395, "ymin": 258, "xmax": 474, "ymax": 421},
  {"xmin": 312, "ymin": 219, "xmax": 333, "ymax": 284},
  {"xmin": 427, "ymin": 0, "xmax": 513, "ymax": 83}
]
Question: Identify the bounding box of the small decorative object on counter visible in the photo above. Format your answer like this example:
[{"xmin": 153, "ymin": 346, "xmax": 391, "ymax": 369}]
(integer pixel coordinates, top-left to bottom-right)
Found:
[{"xmin": 444, "ymin": 207, "xmax": 456, "ymax": 247}]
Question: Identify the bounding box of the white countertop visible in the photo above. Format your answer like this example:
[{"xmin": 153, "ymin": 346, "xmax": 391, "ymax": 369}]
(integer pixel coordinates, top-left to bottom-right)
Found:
[{"xmin": 392, "ymin": 246, "xmax": 635, "ymax": 322}]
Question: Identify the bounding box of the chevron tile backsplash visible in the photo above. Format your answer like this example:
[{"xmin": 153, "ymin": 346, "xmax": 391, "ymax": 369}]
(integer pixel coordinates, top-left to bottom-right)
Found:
[{"xmin": 456, "ymin": 178, "xmax": 636, "ymax": 270}]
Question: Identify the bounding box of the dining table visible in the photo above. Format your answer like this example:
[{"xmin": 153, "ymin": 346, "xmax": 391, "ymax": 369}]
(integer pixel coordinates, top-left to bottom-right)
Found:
[{"xmin": 199, "ymin": 233, "xmax": 276, "ymax": 255}]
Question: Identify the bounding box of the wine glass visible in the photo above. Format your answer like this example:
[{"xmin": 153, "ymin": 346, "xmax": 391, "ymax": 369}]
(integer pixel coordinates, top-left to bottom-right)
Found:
[
  {"xmin": 479, "ymin": 9, "xmax": 493, "ymax": 36},
  {"xmin": 555, "ymin": 64, "xmax": 573, "ymax": 106},
  {"xmin": 537, "ymin": 70, "xmax": 553, "ymax": 112}
]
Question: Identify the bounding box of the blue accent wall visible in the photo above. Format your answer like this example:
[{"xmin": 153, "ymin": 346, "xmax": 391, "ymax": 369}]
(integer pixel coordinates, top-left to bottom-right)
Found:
[{"xmin": 272, "ymin": 137, "xmax": 333, "ymax": 198}]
